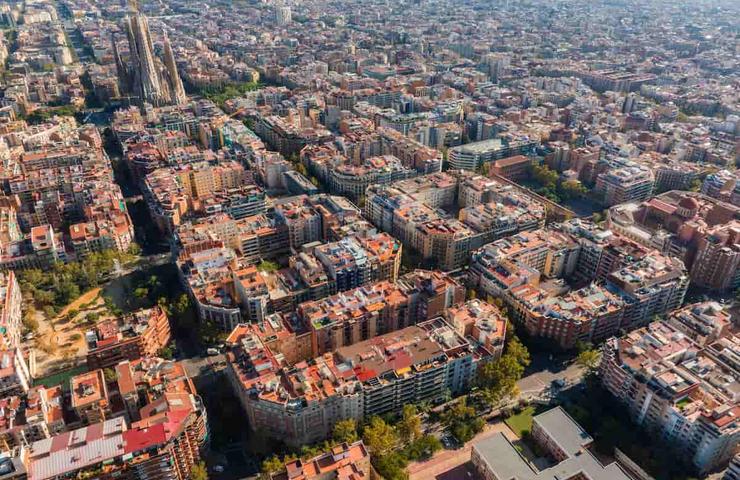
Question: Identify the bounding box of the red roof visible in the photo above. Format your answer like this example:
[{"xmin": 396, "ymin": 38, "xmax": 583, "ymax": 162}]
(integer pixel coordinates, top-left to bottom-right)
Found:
[{"xmin": 123, "ymin": 424, "xmax": 168, "ymax": 454}]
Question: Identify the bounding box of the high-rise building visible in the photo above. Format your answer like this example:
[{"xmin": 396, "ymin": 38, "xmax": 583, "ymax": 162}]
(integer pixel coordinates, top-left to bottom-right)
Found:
[
  {"xmin": 275, "ymin": 6, "xmax": 292, "ymax": 25},
  {"xmin": 162, "ymin": 33, "xmax": 187, "ymax": 105},
  {"xmin": 115, "ymin": 6, "xmax": 187, "ymax": 106}
]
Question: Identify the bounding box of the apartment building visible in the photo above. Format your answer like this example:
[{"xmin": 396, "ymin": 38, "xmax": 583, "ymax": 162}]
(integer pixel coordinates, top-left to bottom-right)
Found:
[
  {"xmin": 690, "ymin": 223, "xmax": 740, "ymax": 291},
  {"xmin": 468, "ymin": 227, "xmax": 579, "ymax": 299},
  {"xmin": 337, "ymin": 318, "xmax": 478, "ymax": 417},
  {"xmin": 313, "ymin": 237, "xmax": 373, "ymax": 292},
  {"xmin": 377, "ymin": 127, "xmax": 442, "ymax": 173},
  {"xmin": 607, "ymin": 191, "xmax": 740, "ymax": 291},
  {"xmin": 143, "ymin": 164, "xmax": 266, "ymax": 232},
  {"xmin": 559, "ymin": 218, "xmax": 651, "ymax": 285},
  {"xmin": 0, "ymin": 386, "xmax": 65, "ymax": 453},
  {"xmin": 701, "ymin": 170, "xmax": 739, "ymax": 205},
  {"xmin": 26, "ymin": 380, "xmax": 207, "ymax": 480},
  {"xmin": 469, "ymin": 221, "xmax": 686, "ymax": 346},
  {"xmin": 508, "ymin": 283, "xmax": 625, "ymax": 349},
  {"xmin": 24, "ymin": 386, "xmax": 64, "ymax": 438},
  {"xmin": 273, "ymin": 196, "xmax": 323, "ymax": 250},
  {"xmin": 270, "ymin": 441, "xmax": 372, "ymax": 480},
  {"xmin": 177, "ymin": 246, "xmax": 244, "ymax": 331},
  {"xmin": 448, "ymin": 137, "xmax": 537, "ymax": 171},
  {"xmin": 595, "ymin": 162, "xmax": 654, "ymax": 206},
  {"xmin": 668, "ymin": 302, "xmax": 731, "ymax": 347},
  {"xmin": 233, "ymin": 265, "xmax": 270, "ymax": 323},
  {"xmin": 254, "ymin": 114, "xmax": 333, "ymax": 156},
  {"xmin": 601, "ymin": 322, "xmax": 740, "ymax": 474},
  {"xmin": 606, "ymin": 254, "xmax": 689, "ymax": 332},
  {"xmin": 724, "ymin": 456, "xmax": 740, "ymax": 480},
  {"xmin": 70, "ymin": 370, "xmax": 110, "ymax": 425},
  {"xmin": 367, "ymin": 171, "xmax": 547, "ymax": 271},
  {"xmin": 0, "ymin": 272, "xmax": 22, "ymax": 351},
  {"xmin": 446, "ymin": 299, "xmax": 507, "ymax": 359},
  {"xmin": 85, "ymin": 306, "xmax": 172, "ymax": 370},
  {"xmin": 459, "ymin": 198, "xmax": 545, "ymax": 249},
  {"xmin": 225, "ymin": 318, "xmax": 480, "ymax": 446},
  {"xmin": 490, "ymin": 154, "xmax": 531, "ymax": 181},
  {"xmin": 0, "ymin": 350, "xmax": 31, "ymax": 398},
  {"xmin": 329, "ymin": 155, "xmax": 416, "ymax": 203},
  {"xmin": 300, "ymin": 280, "xmax": 410, "ymax": 356}
]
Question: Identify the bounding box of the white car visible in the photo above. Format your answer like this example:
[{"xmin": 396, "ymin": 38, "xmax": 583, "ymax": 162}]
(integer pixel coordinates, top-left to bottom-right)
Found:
[{"xmin": 206, "ymin": 348, "xmax": 219, "ymax": 356}]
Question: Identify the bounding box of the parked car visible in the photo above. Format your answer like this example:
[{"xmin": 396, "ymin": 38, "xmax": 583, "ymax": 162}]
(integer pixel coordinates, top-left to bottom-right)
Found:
[
  {"xmin": 441, "ymin": 435, "xmax": 458, "ymax": 449},
  {"xmin": 206, "ymin": 348, "xmax": 219, "ymax": 356},
  {"xmin": 552, "ymin": 378, "xmax": 567, "ymax": 389}
]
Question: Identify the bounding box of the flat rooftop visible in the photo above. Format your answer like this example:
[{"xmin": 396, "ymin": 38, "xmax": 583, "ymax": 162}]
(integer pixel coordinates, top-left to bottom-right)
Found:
[{"xmin": 473, "ymin": 407, "xmax": 632, "ymax": 480}]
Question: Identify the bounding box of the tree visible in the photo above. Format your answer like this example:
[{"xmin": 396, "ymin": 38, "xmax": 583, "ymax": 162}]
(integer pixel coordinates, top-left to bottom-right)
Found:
[
  {"xmin": 441, "ymin": 398, "xmax": 484, "ymax": 443},
  {"xmin": 57, "ymin": 281, "xmax": 80, "ymax": 305},
  {"xmin": 42, "ymin": 305, "xmax": 57, "ymax": 319},
  {"xmin": 190, "ymin": 462, "xmax": 208, "ymax": 480},
  {"xmin": 477, "ymin": 335, "xmax": 530, "ymax": 408},
  {"xmin": 505, "ymin": 336, "xmax": 531, "ymax": 368},
  {"xmin": 127, "ymin": 243, "xmax": 142, "ymax": 256},
  {"xmin": 103, "ymin": 368, "xmax": 117, "ymax": 383},
  {"xmin": 34, "ymin": 289, "xmax": 56, "ymax": 306},
  {"xmin": 261, "ymin": 455, "xmax": 290, "ymax": 479},
  {"xmin": 362, "ymin": 416, "xmax": 398, "ymax": 457},
  {"xmin": 373, "ymin": 452, "xmax": 409, "ymax": 480},
  {"xmin": 23, "ymin": 303, "xmax": 40, "ymax": 332},
  {"xmin": 332, "ymin": 419, "xmax": 359, "ymax": 444},
  {"xmin": 477, "ymin": 356, "xmax": 522, "ymax": 406},
  {"xmin": 134, "ymin": 287, "xmax": 149, "ymax": 299},
  {"xmin": 257, "ymin": 260, "xmax": 280, "ymax": 272},
  {"xmin": 479, "ymin": 162, "xmax": 491, "ymax": 176},
  {"xmin": 576, "ymin": 349, "xmax": 601, "ymax": 373},
  {"xmin": 559, "ymin": 179, "xmax": 588, "ymax": 200},
  {"xmin": 398, "ymin": 405, "xmax": 422, "ymax": 443},
  {"xmin": 158, "ymin": 345, "xmax": 175, "ymax": 360},
  {"xmin": 529, "ymin": 163, "xmax": 558, "ymax": 190},
  {"xmin": 171, "ymin": 294, "xmax": 191, "ymax": 316},
  {"xmin": 404, "ymin": 435, "xmax": 442, "ymax": 460}
]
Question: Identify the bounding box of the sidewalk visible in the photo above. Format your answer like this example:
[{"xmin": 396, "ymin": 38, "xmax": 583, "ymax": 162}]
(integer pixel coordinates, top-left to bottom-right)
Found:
[{"xmin": 407, "ymin": 421, "xmax": 518, "ymax": 480}]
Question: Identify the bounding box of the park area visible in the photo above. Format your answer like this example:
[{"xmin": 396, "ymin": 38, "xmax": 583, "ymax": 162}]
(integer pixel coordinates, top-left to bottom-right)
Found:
[
  {"xmin": 31, "ymin": 287, "xmax": 115, "ymax": 377},
  {"xmin": 504, "ymin": 405, "xmax": 536, "ymax": 437},
  {"xmin": 18, "ymin": 250, "xmax": 189, "ymax": 380}
]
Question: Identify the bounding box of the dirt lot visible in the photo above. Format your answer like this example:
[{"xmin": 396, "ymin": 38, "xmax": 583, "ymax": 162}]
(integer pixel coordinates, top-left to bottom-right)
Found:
[{"xmin": 31, "ymin": 288, "xmax": 116, "ymax": 377}]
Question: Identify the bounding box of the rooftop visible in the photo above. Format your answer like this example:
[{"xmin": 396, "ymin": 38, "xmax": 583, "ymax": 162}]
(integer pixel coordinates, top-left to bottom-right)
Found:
[{"xmin": 472, "ymin": 407, "xmax": 632, "ymax": 480}]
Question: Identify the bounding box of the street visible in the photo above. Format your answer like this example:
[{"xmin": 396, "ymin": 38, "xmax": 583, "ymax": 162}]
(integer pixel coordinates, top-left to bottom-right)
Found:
[{"xmin": 518, "ymin": 353, "xmax": 585, "ymax": 399}]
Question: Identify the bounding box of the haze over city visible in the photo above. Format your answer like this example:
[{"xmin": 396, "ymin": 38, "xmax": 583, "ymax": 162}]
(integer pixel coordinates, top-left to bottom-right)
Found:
[{"xmin": 0, "ymin": 0, "xmax": 737, "ymax": 479}]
